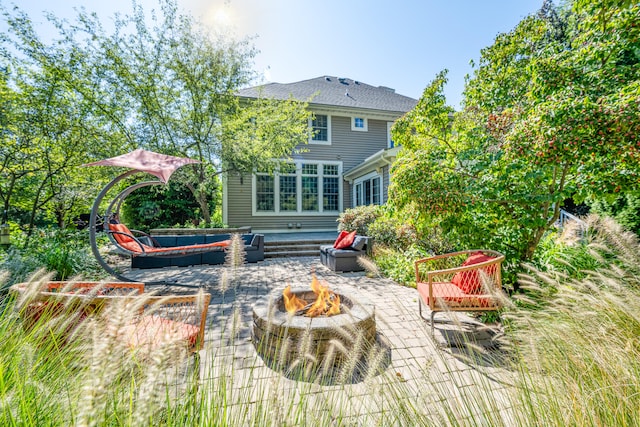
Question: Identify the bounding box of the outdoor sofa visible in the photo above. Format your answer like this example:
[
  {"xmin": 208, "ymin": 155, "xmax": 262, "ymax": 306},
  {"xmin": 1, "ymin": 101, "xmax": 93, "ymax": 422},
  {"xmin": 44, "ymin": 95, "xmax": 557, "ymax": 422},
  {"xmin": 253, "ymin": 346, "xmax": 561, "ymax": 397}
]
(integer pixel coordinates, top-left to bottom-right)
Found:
[
  {"xmin": 131, "ymin": 233, "xmax": 264, "ymax": 269},
  {"xmin": 320, "ymin": 234, "xmax": 370, "ymax": 272}
]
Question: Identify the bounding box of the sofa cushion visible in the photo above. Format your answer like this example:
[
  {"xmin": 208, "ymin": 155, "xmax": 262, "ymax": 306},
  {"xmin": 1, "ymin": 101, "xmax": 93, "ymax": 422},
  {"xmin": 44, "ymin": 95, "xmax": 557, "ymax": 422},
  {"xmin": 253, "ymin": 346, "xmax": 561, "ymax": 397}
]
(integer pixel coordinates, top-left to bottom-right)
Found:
[
  {"xmin": 334, "ymin": 231, "xmax": 357, "ymax": 249},
  {"xmin": 351, "ymin": 235, "xmax": 367, "ymax": 251},
  {"xmin": 119, "ymin": 315, "xmax": 200, "ymax": 350},
  {"xmin": 320, "ymin": 245, "xmax": 333, "ymax": 254},
  {"xmin": 451, "ymin": 252, "xmax": 498, "ymax": 294},
  {"xmin": 328, "ymin": 248, "xmax": 361, "ymax": 258},
  {"xmin": 332, "ymin": 231, "xmax": 349, "ymax": 248},
  {"xmin": 417, "ymin": 281, "xmax": 498, "ymax": 309}
]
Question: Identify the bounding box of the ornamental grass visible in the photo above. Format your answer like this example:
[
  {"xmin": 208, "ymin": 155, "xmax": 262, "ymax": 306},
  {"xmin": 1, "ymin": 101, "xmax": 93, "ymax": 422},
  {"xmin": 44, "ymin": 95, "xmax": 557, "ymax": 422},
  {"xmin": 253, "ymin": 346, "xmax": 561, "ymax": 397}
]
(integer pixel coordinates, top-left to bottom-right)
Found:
[{"xmin": 0, "ymin": 216, "xmax": 638, "ymax": 426}]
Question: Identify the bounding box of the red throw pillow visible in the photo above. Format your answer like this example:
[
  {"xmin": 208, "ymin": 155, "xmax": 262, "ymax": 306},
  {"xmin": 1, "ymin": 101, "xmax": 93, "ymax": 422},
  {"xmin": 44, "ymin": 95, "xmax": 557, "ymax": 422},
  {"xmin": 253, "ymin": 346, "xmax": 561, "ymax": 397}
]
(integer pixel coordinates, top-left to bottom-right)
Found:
[
  {"xmin": 451, "ymin": 252, "xmax": 497, "ymax": 294},
  {"xmin": 334, "ymin": 231, "xmax": 357, "ymax": 249},
  {"xmin": 333, "ymin": 230, "xmax": 349, "ymax": 248}
]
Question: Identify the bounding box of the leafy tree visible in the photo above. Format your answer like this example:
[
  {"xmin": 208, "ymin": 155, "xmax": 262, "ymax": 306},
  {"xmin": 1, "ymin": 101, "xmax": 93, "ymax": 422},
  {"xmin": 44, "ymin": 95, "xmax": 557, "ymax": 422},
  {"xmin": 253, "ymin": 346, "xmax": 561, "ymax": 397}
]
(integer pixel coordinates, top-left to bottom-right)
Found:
[
  {"xmin": 391, "ymin": 0, "xmax": 640, "ymax": 265},
  {"xmin": 3, "ymin": 0, "xmax": 310, "ymax": 226}
]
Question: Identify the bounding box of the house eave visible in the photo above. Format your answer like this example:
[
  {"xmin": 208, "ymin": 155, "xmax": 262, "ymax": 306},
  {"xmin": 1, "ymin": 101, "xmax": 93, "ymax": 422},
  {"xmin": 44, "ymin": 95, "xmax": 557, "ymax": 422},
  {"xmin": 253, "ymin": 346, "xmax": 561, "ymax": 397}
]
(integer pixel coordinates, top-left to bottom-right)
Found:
[
  {"xmin": 237, "ymin": 95, "xmax": 410, "ymax": 121},
  {"xmin": 343, "ymin": 146, "xmax": 401, "ymax": 182}
]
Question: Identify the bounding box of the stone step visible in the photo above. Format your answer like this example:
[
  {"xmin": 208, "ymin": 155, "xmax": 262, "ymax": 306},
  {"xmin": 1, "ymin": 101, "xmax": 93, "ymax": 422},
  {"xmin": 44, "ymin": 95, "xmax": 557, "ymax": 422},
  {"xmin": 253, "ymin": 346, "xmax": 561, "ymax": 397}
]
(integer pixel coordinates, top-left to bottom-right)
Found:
[
  {"xmin": 265, "ymin": 244, "xmax": 325, "ymax": 253},
  {"xmin": 265, "ymin": 239, "xmax": 334, "ymax": 247},
  {"xmin": 265, "ymin": 249, "xmax": 319, "ymax": 258},
  {"xmin": 264, "ymin": 238, "xmax": 333, "ymax": 258}
]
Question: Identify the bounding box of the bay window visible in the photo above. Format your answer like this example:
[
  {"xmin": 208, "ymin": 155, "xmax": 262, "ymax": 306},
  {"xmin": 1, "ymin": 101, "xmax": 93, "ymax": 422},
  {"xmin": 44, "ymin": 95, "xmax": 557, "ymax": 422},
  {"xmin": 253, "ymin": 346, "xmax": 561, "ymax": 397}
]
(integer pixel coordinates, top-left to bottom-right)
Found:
[{"xmin": 253, "ymin": 161, "xmax": 342, "ymax": 215}]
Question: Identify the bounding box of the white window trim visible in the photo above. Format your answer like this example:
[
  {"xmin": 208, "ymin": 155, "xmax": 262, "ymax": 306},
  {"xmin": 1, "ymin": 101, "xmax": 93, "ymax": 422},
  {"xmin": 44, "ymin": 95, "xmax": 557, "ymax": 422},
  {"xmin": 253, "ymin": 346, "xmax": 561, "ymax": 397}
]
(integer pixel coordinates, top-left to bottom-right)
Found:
[
  {"xmin": 351, "ymin": 116, "xmax": 368, "ymax": 132},
  {"xmin": 309, "ymin": 114, "xmax": 332, "ymax": 145},
  {"xmin": 387, "ymin": 122, "xmax": 394, "ymax": 148},
  {"xmin": 353, "ymin": 171, "xmax": 383, "ymax": 208},
  {"xmin": 252, "ymin": 160, "xmax": 343, "ymax": 216}
]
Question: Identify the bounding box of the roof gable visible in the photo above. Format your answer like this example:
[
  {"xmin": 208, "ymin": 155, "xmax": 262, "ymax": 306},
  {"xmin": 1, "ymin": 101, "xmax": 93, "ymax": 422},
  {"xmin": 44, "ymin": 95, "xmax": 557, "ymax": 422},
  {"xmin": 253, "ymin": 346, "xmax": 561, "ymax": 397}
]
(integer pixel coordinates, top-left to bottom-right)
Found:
[{"xmin": 237, "ymin": 76, "xmax": 417, "ymax": 113}]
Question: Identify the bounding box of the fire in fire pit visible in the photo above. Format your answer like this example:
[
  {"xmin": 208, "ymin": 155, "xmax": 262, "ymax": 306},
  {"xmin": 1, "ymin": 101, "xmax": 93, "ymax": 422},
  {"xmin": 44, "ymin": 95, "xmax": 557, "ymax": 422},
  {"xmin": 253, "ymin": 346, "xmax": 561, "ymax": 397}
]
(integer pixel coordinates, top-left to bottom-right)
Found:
[{"xmin": 283, "ymin": 274, "xmax": 340, "ymax": 317}]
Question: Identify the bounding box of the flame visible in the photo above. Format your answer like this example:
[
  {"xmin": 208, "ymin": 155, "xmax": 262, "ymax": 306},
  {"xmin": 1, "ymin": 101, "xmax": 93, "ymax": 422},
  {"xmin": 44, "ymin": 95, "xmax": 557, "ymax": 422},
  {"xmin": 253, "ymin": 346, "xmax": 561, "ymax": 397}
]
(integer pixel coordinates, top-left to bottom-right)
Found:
[
  {"xmin": 283, "ymin": 285, "xmax": 307, "ymax": 314},
  {"xmin": 283, "ymin": 273, "xmax": 341, "ymax": 317}
]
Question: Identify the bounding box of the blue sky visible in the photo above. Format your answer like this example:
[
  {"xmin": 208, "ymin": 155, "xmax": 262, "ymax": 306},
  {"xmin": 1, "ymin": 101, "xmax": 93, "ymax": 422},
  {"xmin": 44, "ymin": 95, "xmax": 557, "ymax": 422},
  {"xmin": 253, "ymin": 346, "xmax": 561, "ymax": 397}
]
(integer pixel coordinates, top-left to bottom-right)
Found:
[{"xmin": 6, "ymin": 0, "xmax": 545, "ymax": 108}]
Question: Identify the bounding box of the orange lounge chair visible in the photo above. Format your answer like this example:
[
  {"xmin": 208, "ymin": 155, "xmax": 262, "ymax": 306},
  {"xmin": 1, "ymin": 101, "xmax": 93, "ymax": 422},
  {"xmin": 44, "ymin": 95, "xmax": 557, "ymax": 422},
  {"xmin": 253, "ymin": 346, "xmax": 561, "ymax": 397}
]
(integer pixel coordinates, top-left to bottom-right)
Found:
[
  {"xmin": 415, "ymin": 250, "xmax": 505, "ymax": 335},
  {"xmin": 107, "ymin": 222, "xmax": 230, "ymax": 257}
]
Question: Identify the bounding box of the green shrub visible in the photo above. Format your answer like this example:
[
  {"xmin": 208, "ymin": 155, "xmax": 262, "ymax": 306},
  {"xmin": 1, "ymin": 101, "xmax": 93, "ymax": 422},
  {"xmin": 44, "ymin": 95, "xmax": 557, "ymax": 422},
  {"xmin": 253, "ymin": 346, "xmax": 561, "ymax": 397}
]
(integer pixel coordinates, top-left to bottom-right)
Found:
[
  {"xmin": 371, "ymin": 245, "xmax": 429, "ymax": 287},
  {"xmin": 1, "ymin": 228, "xmax": 107, "ymax": 285},
  {"xmin": 121, "ymin": 181, "xmax": 205, "ymax": 231},
  {"xmin": 337, "ymin": 205, "xmax": 382, "ymax": 235},
  {"xmin": 587, "ymin": 192, "xmax": 640, "ymax": 235}
]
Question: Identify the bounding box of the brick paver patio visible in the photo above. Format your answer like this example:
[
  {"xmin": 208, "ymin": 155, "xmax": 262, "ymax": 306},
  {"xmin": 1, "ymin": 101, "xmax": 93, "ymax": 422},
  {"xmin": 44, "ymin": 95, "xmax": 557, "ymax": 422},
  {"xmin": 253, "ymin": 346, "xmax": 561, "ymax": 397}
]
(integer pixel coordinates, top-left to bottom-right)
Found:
[{"xmin": 125, "ymin": 257, "xmax": 515, "ymax": 423}]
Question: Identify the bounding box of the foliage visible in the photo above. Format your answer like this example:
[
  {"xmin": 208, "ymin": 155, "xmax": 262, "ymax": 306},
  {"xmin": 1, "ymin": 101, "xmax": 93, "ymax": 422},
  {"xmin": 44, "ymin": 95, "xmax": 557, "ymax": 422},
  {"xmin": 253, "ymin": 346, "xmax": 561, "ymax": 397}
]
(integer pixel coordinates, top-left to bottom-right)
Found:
[
  {"xmin": 336, "ymin": 205, "xmax": 383, "ymax": 235},
  {"xmin": 506, "ymin": 215, "xmax": 640, "ymax": 425},
  {"xmin": 3, "ymin": 217, "xmax": 640, "ymax": 425},
  {"xmin": 587, "ymin": 192, "xmax": 640, "ymax": 234},
  {"xmin": 121, "ymin": 180, "xmax": 206, "ymax": 232},
  {"xmin": 371, "ymin": 245, "xmax": 429, "ymax": 287},
  {"xmin": 0, "ymin": 228, "xmax": 107, "ymax": 285},
  {"xmin": 1, "ymin": 0, "xmax": 311, "ymax": 228},
  {"xmin": 390, "ymin": 0, "xmax": 640, "ymax": 268},
  {"xmin": 532, "ymin": 229, "xmax": 606, "ymax": 279}
]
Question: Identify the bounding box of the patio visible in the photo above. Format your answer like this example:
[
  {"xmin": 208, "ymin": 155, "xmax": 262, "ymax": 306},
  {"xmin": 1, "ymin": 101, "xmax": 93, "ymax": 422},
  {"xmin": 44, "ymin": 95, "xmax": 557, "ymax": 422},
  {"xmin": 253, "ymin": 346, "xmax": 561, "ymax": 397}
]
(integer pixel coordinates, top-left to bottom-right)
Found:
[{"xmin": 125, "ymin": 256, "xmax": 516, "ymax": 423}]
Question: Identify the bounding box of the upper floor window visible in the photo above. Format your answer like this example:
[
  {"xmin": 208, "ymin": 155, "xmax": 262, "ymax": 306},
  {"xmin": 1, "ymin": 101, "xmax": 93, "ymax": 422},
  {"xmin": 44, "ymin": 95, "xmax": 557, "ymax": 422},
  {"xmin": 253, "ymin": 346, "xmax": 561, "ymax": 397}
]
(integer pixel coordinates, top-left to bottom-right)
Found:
[
  {"xmin": 310, "ymin": 114, "xmax": 331, "ymax": 144},
  {"xmin": 387, "ymin": 122, "xmax": 397, "ymax": 148},
  {"xmin": 351, "ymin": 116, "xmax": 368, "ymax": 132}
]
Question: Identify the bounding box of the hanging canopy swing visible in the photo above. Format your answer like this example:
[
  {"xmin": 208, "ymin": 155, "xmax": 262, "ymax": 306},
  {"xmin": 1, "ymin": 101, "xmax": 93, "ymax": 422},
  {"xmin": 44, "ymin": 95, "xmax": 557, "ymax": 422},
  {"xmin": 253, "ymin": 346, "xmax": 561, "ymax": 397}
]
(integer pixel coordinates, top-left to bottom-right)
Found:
[{"xmin": 85, "ymin": 149, "xmax": 229, "ymax": 288}]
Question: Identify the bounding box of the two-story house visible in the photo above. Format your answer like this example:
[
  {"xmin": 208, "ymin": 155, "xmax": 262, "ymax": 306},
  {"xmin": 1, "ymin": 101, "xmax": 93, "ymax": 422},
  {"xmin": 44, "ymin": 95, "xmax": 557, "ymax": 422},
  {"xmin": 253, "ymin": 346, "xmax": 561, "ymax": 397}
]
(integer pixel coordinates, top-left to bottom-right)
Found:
[{"xmin": 225, "ymin": 76, "xmax": 417, "ymax": 233}]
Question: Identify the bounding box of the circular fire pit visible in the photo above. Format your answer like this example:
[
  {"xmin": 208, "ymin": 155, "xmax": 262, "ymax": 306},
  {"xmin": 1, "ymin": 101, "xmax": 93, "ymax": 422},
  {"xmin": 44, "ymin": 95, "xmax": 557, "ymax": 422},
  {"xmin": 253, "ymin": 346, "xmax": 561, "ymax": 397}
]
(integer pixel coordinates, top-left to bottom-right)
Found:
[{"xmin": 252, "ymin": 288, "xmax": 376, "ymax": 380}]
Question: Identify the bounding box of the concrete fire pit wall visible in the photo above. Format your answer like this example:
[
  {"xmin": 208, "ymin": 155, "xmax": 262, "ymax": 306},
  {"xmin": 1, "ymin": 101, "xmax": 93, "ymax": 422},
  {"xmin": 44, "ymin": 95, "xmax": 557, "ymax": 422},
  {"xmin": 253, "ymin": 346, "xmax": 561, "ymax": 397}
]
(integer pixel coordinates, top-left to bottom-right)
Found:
[{"xmin": 252, "ymin": 289, "xmax": 376, "ymax": 374}]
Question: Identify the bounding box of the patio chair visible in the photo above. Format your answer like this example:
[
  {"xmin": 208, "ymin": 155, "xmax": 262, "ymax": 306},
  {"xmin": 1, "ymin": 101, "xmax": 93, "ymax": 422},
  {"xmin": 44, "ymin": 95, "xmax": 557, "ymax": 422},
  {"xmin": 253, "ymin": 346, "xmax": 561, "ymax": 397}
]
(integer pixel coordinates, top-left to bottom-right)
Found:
[
  {"xmin": 10, "ymin": 281, "xmax": 146, "ymax": 330},
  {"xmin": 115, "ymin": 293, "xmax": 211, "ymax": 354},
  {"xmin": 414, "ymin": 250, "xmax": 505, "ymax": 335}
]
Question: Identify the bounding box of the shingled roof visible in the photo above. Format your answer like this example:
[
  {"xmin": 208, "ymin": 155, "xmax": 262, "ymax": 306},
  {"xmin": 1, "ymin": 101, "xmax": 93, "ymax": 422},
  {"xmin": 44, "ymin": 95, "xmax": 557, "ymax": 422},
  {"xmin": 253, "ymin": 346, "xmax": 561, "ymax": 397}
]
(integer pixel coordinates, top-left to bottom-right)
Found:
[{"xmin": 237, "ymin": 76, "xmax": 417, "ymax": 113}]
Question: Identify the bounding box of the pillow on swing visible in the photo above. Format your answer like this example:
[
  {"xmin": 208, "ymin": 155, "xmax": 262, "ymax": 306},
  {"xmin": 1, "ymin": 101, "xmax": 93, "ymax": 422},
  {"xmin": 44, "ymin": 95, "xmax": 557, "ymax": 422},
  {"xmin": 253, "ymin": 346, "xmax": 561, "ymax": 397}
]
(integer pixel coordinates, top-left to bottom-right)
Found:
[{"xmin": 109, "ymin": 223, "xmax": 145, "ymax": 252}]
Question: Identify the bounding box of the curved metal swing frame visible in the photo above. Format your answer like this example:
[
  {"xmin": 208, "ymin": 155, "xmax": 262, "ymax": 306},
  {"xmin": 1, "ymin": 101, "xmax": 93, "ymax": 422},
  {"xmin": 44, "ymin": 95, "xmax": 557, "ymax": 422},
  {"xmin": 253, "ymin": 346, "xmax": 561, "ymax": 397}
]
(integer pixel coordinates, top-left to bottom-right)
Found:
[
  {"xmin": 86, "ymin": 149, "xmax": 210, "ymax": 289},
  {"xmin": 88, "ymin": 170, "xmax": 203, "ymax": 288}
]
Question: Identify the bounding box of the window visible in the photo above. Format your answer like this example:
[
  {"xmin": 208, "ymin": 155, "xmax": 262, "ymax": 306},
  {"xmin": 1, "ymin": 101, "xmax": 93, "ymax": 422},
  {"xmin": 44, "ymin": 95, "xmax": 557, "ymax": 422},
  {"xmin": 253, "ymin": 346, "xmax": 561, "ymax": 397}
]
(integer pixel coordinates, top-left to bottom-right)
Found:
[
  {"xmin": 254, "ymin": 161, "xmax": 342, "ymax": 215},
  {"xmin": 354, "ymin": 173, "xmax": 382, "ymax": 207},
  {"xmin": 301, "ymin": 164, "xmax": 318, "ymax": 211},
  {"xmin": 323, "ymin": 164, "xmax": 339, "ymax": 211},
  {"xmin": 310, "ymin": 114, "xmax": 331, "ymax": 144},
  {"xmin": 351, "ymin": 116, "xmax": 368, "ymax": 132},
  {"xmin": 255, "ymin": 175, "xmax": 275, "ymax": 212},
  {"xmin": 387, "ymin": 122, "xmax": 395, "ymax": 148}
]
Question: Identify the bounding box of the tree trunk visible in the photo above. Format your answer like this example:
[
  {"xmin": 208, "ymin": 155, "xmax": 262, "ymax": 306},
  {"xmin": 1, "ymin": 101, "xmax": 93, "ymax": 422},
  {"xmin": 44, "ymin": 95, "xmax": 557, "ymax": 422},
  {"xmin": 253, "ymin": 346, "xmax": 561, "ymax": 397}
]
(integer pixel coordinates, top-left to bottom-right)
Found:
[{"xmin": 185, "ymin": 182, "xmax": 211, "ymax": 226}]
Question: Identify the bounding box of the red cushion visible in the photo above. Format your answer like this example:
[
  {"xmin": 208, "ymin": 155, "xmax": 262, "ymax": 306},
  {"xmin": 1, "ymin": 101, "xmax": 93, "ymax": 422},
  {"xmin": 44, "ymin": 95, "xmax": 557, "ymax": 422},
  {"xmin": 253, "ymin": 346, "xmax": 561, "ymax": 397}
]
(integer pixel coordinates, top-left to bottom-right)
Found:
[
  {"xmin": 109, "ymin": 223, "xmax": 230, "ymax": 254},
  {"xmin": 333, "ymin": 231, "xmax": 349, "ymax": 248},
  {"xmin": 417, "ymin": 282, "xmax": 498, "ymax": 309},
  {"xmin": 451, "ymin": 252, "xmax": 497, "ymax": 294},
  {"xmin": 119, "ymin": 315, "xmax": 200, "ymax": 350},
  {"xmin": 334, "ymin": 231, "xmax": 357, "ymax": 249},
  {"xmin": 109, "ymin": 223, "xmax": 149, "ymax": 253}
]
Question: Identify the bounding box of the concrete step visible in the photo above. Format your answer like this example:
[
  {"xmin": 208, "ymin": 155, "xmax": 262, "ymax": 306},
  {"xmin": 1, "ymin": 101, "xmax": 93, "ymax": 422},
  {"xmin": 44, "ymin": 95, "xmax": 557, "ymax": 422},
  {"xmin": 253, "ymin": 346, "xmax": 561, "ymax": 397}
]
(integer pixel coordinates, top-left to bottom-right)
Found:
[
  {"xmin": 265, "ymin": 239, "xmax": 333, "ymax": 247},
  {"xmin": 264, "ymin": 238, "xmax": 333, "ymax": 258},
  {"xmin": 266, "ymin": 249, "xmax": 320, "ymax": 258},
  {"xmin": 265, "ymin": 244, "xmax": 325, "ymax": 253}
]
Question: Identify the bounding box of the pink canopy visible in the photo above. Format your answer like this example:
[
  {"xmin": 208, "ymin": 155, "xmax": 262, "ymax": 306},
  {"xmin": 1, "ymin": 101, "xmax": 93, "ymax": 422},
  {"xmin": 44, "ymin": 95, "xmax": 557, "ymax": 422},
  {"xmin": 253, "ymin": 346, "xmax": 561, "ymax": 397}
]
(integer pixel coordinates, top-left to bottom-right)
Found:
[{"xmin": 84, "ymin": 148, "xmax": 200, "ymax": 183}]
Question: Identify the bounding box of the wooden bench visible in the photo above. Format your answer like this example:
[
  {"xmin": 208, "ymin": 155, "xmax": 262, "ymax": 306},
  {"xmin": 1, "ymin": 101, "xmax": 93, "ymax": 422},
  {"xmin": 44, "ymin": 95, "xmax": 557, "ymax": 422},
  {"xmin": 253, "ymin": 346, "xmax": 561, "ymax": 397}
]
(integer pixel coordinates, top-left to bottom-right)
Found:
[{"xmin": 414, "ymin": 250, "xmax": 505, "ymax": 335}]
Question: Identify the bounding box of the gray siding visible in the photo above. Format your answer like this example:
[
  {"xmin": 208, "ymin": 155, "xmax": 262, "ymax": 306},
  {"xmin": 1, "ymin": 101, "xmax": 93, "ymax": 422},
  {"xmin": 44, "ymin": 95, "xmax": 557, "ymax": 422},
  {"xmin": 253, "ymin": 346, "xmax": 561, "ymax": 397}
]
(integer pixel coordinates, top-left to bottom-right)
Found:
[
  {"xmin": 226, "ymin": 113, "xmax": 392, "ymax": 232},
  {"xmin": 383, "ymin": 164, "xmax": 390, "ymax": 203}
]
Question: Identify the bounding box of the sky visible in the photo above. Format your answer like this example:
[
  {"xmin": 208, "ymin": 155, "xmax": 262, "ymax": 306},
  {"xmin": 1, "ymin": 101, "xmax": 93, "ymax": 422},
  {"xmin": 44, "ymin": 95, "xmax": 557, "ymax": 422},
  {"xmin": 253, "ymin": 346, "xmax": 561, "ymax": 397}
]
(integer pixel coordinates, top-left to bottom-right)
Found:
[{"xmin": 5, "ymin": 0, "xmax": 546, "ymax": 108}]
